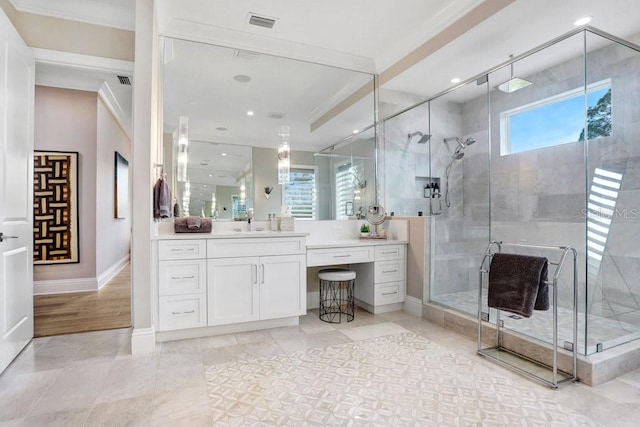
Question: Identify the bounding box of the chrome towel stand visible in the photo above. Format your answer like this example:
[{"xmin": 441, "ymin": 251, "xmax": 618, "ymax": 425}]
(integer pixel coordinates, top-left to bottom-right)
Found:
[{"xmin": 477, "ymin": 240, "xmax": 578, "ymax": 389}]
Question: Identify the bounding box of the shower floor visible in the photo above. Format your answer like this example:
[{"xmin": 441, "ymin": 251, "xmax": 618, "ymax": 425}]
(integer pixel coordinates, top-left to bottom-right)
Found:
[{"xmin": 433, "ymin": 289, "xmax": 640, "ymax": 354}]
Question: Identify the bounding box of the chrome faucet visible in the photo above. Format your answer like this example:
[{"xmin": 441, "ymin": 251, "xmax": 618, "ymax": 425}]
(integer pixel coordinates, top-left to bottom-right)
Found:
[{"xmin": 246, "ymin": 209, "xmax": 253, "ymax": 231}]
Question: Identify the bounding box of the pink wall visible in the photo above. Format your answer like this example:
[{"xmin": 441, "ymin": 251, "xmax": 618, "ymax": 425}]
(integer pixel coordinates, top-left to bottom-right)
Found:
[
  {"xmin": 34, "ymin": 86, "xmax": 97, "ymax": 281},
  {"xmin": 96, "ymin": 98, "xmax": 131, "ymax": 275}
]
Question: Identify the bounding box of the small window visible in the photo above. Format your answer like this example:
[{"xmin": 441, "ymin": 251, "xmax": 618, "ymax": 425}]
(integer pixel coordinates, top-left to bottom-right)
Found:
[
  {"xmin": 231, "ymin": 195, "xmax": 246, "ymax": 219},
  {"xmin": 283, "ymin": 166, "xmax": 316, "ymax": 219},
  {"xmin": 334, "ymin": 162, "xmax": 364, "ymax": 219},
  {"xmin": 501, "ymin": 80, "xmax": 611, "ymax": 155}
]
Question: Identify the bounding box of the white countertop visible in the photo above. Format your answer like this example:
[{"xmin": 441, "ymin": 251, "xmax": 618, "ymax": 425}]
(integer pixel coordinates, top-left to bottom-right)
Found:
[
  {"xmin": 153, "ymin": 230, "xmax": 309, "ymax": 240},
  {"xmin": 307, "ymin": 239, "xmax": 408, "ymax": 249}
]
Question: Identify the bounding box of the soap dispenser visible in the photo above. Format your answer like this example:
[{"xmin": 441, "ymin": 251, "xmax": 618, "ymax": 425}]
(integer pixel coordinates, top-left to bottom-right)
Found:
[{"xmin": 431, "ymin": 182, "xmax": 442, "ymax": 215}]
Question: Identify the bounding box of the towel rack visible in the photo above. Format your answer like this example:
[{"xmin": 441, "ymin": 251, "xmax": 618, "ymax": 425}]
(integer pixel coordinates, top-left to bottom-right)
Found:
[{"xmin": 477, "ymin": 240, "xmax": 578, "ymax": 389}]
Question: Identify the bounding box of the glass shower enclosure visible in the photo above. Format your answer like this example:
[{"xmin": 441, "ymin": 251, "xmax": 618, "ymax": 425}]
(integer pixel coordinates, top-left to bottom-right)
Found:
[{"xmin": 384, "ymin": 26, "xmax": 640, "ymax": 357}]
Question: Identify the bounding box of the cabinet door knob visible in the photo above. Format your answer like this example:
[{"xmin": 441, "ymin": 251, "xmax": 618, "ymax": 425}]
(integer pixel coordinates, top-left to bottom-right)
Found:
[{"xmin": 260, "ymin": 264, "xmax": 265, "ymax": 284}]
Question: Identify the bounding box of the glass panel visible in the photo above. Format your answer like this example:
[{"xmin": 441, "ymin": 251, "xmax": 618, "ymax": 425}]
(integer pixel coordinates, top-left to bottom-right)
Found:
[
  {"xmin": 487, "ymin": 33, "xmax": 587, "ymax": 354},
  {"xmin": 428, "ymin": 79, "xmax": 490, "ymax": 314},
  {"xmin": 382, "ymin": 101, "xmax": 430, "ymax": 217},
  {"xmin": 585, "ymin": 30, "xmax": 640, "ymax": 353}
]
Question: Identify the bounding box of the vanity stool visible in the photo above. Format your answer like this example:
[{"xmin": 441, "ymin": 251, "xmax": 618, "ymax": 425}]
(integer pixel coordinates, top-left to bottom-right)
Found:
[{"xmin": 318, "ymin": 269, "xmax": 356, "ymax": 323}]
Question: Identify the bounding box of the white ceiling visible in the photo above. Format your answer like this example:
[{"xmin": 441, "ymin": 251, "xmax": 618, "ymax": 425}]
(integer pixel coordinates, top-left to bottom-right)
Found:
[{"xmin": 11, "ymin": 0, "xmax": 640, "ymax": 153}]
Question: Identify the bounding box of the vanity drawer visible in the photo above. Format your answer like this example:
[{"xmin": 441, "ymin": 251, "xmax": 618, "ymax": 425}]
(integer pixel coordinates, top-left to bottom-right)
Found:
[
  {"xmin": 159, "ymin": 294, "xmax": 207, "ymax": 331},
  {"xmin": 159, "ymin": 260, "xmax": 206, "ymax": 296},
  {"xmin": 375, "ymin": 245, "xmax": 404, "ymax": 261},
  {"xmin": 208, "ymin": 237, "xmax": 305, "ymax": 258},
  {"xmin": 375, "ymin": 259, "xmax": 405, "ymax": 283},
  {"xmin": 307, "ymin": 246, "xmax": 374, "ymax": 267},
  {"xmin": 375, "ymin": 282, "xmax": 402, "ymax": 305},
  {"xmin": 159, "ymin": 239, "xmax": 207, "ymax": 260}
]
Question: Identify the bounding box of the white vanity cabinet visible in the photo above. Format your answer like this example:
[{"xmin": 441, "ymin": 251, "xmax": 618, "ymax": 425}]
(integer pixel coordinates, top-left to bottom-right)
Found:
[
  {"xmin": 157, "ymin": 240, "xmax": 208, "ymax": 331},
  {"xmin": 353, "ymin": 244, "xmax": 406, "ymax": 313},
  {"xmin": 207, "ymin": 238, "xmax": 307, "ymax": 326}
]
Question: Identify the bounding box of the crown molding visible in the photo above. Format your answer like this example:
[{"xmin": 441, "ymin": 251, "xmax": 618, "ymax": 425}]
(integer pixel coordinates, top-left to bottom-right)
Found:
[{"xmin": 8, "ymin": 0, "xmax": 134, "ymax": 30}]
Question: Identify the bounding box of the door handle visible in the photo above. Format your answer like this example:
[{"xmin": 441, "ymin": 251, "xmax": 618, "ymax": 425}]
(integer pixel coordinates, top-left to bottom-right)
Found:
[
  {"xmin": 0, "ymin": 233, "xmax": 18, "ymax": 242},
  {"xmin": 260, "ymin": 264, "xmax": 265, "ymax": 284},
  {"xmin": 252, "ymin": 264, "xmax": 257, "ymax": 284}
]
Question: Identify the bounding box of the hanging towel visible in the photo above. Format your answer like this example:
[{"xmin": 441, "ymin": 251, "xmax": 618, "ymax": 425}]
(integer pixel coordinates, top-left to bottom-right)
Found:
[
  {"xmin": 174, "ymin": 217, "xmax": 212, "ymax": 233},
  {"xmin": 487, "ymin": 253, "xmax": 549, "ymax": 318},
  {"xmin": 153, "ymin": 178, "xmax": 171, "ymax": 219}
]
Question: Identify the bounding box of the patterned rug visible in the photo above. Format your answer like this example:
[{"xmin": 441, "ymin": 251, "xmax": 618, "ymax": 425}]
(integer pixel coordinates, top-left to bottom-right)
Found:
[{"xmin": 205, "ymin": 333, "xmax": 599, "ymax": 426}]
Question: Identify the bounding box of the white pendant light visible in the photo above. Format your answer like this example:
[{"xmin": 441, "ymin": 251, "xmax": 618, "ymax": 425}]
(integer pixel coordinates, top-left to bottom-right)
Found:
[
  {"xmin": 176, "ymin": 116, "xmax": 189, "ymax": 182},
  {"xmin": 278, "ymin": 125, "xmax": 290, "ymax": 184}
]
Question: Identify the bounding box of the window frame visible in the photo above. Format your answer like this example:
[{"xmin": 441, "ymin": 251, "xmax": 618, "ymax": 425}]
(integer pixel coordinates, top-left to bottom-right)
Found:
[
  {"xmin": 282, "ymin": 164, "xmax": 317, "ymax": 220},
  {"xmin": 500, "ymin": 79, "xmax": 611, "ymax": 156}
]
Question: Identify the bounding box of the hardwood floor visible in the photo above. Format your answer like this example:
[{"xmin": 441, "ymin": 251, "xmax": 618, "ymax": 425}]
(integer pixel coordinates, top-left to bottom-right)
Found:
[{"xmin": 33, "ymin": 263, "xmax": 132, "ymax": 337}]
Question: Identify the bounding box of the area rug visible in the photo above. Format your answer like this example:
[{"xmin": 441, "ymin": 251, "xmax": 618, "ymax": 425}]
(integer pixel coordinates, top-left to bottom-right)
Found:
[{"xmin": 205, "ymin": 333, "xmax": 598, "ymax": 426}]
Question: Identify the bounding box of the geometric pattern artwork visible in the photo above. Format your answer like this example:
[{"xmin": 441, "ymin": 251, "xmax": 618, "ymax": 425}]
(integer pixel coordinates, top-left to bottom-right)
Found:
[
  {"xmin": 33, "ymin": 151, "xmax": 79, "ymax": 264},
  {"xmin": 205, "ymin": 333, "xmax": 599, "ymax": 426}
]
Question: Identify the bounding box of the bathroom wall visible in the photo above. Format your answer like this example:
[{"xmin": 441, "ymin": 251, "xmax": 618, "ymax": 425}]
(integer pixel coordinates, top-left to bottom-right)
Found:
[
  {"xmin": 95, "ymin": 97, "xmax": 131, "ymax": 277},
  {"xmin": 34, "ymin": 86, "xmax": 98, "ymax": 282}
]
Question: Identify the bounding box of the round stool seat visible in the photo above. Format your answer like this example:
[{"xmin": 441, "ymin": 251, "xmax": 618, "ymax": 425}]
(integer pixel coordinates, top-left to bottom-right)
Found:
[{"xmin": 318, "ymin": 269, "xmax": 356, "ymax": 282}]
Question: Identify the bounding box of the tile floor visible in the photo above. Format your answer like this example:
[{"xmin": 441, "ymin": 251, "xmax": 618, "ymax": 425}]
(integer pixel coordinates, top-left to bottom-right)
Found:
[{"xmin": 1, "ymin": 308, "xmax": 640, "ymax": 426}]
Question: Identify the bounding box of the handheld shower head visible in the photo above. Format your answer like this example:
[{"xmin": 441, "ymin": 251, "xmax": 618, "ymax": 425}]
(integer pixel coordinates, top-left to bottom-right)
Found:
[
  {"xmin": 464, "ymin": 137, "xmax": 476, "ymax": 146},
  {"xmin": 452, "ymin": 147, "xmax": 465, "ymax": 160},
  {"xmin": 408, "ymin": 131, "xmax": 431, "ymax": 144}
]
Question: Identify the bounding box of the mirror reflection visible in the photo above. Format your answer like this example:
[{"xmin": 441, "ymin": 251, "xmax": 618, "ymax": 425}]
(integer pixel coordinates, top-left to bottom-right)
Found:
[{"xmin": 160, "ymin": 36, "xmax": 376, "ymax": 220}]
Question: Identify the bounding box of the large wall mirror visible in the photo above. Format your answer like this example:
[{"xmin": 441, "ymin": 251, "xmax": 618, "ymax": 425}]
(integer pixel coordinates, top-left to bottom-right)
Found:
[{"xmin": 160, "ymin": 36, "xmax": 376, "ymax": 220}]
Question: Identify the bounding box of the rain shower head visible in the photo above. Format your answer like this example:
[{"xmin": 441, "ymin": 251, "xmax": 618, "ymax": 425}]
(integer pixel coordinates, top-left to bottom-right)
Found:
[
  {"xmin": 497, "ymin": 54, "xmax": 532, "ymax": 93},
  {"xmin": 407, "ymin": 131, "xmax": 431, "ymax": 144}
]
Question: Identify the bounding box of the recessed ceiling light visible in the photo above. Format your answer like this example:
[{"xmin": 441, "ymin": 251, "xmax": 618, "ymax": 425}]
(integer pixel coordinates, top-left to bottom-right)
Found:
[
  {"xmin": 233, "ymin": 74, "xmax": 251, "ymax": 83},
  {"xmin": 216, "ymin": 127, "xmax": 228, "ymax": 131},
  {"xmin": 352, "ymin": 130, "xmax": 359, "ymax": 134},
  {"xmin": 574, "ymin": 16, "xmax": 592, "ymax": 26},
  {"xmin": 221, "ymin": 153, "xmax": 227, "ymax": 156},
  {"xmin": 246, "ymin": 111, "xmax": 254, "ymax": 116},
  {"xmin": 451, "ymin": 78, "xmax": 461, "ymax": 84},
  {"xmin": 209, "ymin": 174, "xmax": 212, "ymax": 177}
]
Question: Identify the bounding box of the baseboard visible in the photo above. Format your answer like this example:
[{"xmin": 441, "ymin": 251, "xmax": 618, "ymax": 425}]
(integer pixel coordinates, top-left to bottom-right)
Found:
[
  {"xmin": 34, "ymin": 277, "xmax": 98, "ymax": 295},
  {"xmin": 131, "ymin": 326, "xmax": 156, "ymax": 355},
  {"xmin": 34, "ymin": 255, "xmax": 130, "ymax": 295},
  {"xmin": 403, "ymin": 295, "xmax": 423, "ymax": 317},
  {"xmin": 307, "ymin": 291, "xmax": 320, "ymax": 310},
  {"xmin": 97, "ymin": 255, "xmax": 130, "ymax": 289}
]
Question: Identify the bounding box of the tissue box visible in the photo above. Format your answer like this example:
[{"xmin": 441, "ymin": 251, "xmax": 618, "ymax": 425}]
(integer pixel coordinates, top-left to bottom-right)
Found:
[{"xmin": 279, "ymin": 216, "xmax": 295, "ymax": 231}]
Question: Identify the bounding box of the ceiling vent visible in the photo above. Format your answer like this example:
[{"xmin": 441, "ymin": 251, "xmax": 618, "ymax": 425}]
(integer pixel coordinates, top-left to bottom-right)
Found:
[
  {"xmin": 117, "ymin": 75, "xmax": 131, "ymax": 85},
  {"xmin": 268, "ymin": 112, "xmax": 286, "ymax": 119},
  {"xmin": 234, "ymin": 50, "xmax": 260, "ymax": 61},
  {"xmin": 247, "ymin": 13, "xmax": 277, "ymax": 29}
]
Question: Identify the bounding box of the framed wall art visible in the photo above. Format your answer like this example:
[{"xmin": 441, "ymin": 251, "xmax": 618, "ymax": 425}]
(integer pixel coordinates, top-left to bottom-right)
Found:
[
  {"xmin": 33, "ymin": 150, "xmax": 79, "ymax": 264},
  {"xmin": 114, "ymin": 151, "xmax": 129, "ymax": 219}
]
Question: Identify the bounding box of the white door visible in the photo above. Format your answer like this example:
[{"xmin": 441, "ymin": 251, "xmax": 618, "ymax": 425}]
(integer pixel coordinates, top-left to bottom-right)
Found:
[
  {"xmin": 0, "ymin": 10, "xmax": 35, "ymax": 374},
  {"xmin": 259, "ymin": 254, "xmax": 306, "ymax": 320},
  {"xmin": 207, "ymin": 257, "xmax": 259, "ymax": 325}
]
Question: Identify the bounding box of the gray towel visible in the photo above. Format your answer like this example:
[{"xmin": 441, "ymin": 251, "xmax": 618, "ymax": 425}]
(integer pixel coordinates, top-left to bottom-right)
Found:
[
  {"xmin": 153, "ymin": 178, "xmax": 171, "ymax": 219},
  {"xmin": 174, "ymin": 217, "xmax": 212, "ymax": 233},
  {"xmin": 186, "ymin": 217, "xmax": 201, "ymax": 229},
  {"xmin": 488, "ymin": 253, "xmax": 549, "ymax": 318}
]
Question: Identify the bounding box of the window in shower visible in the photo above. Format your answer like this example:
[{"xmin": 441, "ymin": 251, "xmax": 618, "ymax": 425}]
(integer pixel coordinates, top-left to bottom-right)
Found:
[{"xmin": 500, "ymin": 80, "xmax": 611, "ymax": 155}]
